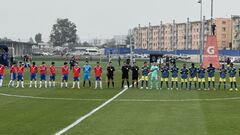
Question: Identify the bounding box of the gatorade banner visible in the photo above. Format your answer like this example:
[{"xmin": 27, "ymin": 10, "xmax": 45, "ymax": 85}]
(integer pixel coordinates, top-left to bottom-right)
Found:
[{"xmin": 203, "ymin": 36, "xmax": 220, "ymax": 69}]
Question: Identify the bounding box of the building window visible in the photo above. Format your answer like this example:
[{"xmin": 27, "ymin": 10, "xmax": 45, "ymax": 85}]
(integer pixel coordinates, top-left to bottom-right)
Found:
[
  {"xmin": 222, "ymin": 21, "xmax": 226, "ymax": 25},
  {"xmin": 222, "ymin": 27, "xmax": 226, "ymax": 32}
]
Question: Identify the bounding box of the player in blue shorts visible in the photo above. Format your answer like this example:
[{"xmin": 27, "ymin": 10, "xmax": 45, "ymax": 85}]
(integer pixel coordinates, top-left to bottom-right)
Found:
[
  {"xmin": 189, "ymin": 63, "xmax": 198, "ymax": 90},
  {"xmin": 197, "ymin": 65, "xmax": 206, "ymax": 90},
  {"xmin": 140, "ymin": 62, "xmax": 150, "ymax": 90},
  {"xmin": 218, "ymin": 64, "xmax": 227, "ymax": 90},
  {"xmin": 94, "ymin": 62, "xmax": 103, "ymax": 89},
  {"xmin": 61, "ymin": 62, "xmax": 69, "ymax": 88},
  {"xmin": 0, "ymin": 64, "xmax": 5, "ymax": 87},
  {"xmin": 16, "ymin": 62, "xmax": 25, "ymax": 88},
  {"xmin": 83, "ymin": 61, "xmax": 92, "ymax": 88},
  {"xmin": 207, "ymin": 63, "xmax": 216, "ymax": 90},
  {"xmin": 39, "ymin": 62, "xmax": 47, "ymax": 88},
  {"xmin": 160, "ymin": 64, "xmax": 170, "ymax": 90},
  {"xmin": 171, "ymin": 64, "xmax": 179, "ymax": 90},
  {"xmin": 72, "ymin": 62, "xmax": 81, "ymax": 89},
  {"xmin": 228, "ymin": 63, "xmax": 238, "ymax": 91},
  {"xmin": 8, "ymin": 62, "xmax": 17, "ymax": 87},
  {"xmin": 180, "ymin": 64, "xmax": 188, "ymax": 90},
  {"xmin": 29, "ymin": 62, "xmax": 38, "ymax": 88},
  {"xmin": 49, "ymin": 62, "xmax": 56, "ymax": 88}
]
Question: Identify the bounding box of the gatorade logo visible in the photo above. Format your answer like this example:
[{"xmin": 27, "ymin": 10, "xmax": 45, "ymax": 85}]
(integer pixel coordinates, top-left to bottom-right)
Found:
[{"xmin": 207, "ymin": 46, "xmax": 215, "ymax": 55}]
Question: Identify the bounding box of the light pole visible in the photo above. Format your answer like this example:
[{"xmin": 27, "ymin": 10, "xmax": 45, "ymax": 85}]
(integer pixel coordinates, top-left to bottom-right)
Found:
[
  {"xmin": 129, "ymin": 29, "xmax": 133, "ymax": 66},
  {"xmin": 211, "ymin": 0, "xmax": 214, "ymax": 25},
  {"xmin": 198, "ymin": 0, "xmax": 204, "ymax": 64}
]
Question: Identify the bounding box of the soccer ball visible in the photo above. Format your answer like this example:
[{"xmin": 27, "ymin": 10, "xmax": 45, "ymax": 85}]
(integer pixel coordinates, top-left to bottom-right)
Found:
[{"xmin": 124, "ymin": 85, "xmax": 128, "ymax": 89}]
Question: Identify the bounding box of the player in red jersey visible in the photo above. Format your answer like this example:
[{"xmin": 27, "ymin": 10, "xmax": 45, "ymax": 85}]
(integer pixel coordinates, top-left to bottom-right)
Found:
[
  {"xmin": 16, "ymin": 62, "xmax": 25, "ymax": 88},
  {"xmin": 61, "ymin": 62, "xmax": 69, "ymax": 88},
  {"xmin": 39, "ymin": 62, "xmax": 48, "ymax": 88},
  {"xmin": 94, "ymin": 62, "xmax": 103, "ymax": 89},
  {"xmin": 49, "ymin": 62, "xmax": 56, "ymax": 88},
  {"xmin": 8, "ymin": 62, "xmax": 17, "ymax": 87},
  {"xmin": 72, "ymin": 62, "xmax": 81, "ymax": 89},
  {"xmin": 0, "ymin": 64, "xmax": 6, "ymax": 87},
  {"xmin": 29, "ymin": 62, "xmax": 38, "ymax": 88}
]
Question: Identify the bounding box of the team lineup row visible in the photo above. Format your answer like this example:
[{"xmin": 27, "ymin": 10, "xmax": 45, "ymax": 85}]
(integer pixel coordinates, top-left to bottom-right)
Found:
[
  {"xmin": 0, "ymin": 61, "xmax": 239, "ymax": 91},
  {"xmin": 135, "ymin": 62, "xmax": 239, "ymax": 91}
]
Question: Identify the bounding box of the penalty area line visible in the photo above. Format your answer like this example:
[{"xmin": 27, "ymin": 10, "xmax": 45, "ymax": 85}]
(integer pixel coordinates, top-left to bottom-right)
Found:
[{"xmin": 54, "ymin": 86, "xmax": 130, "ymax": 135}]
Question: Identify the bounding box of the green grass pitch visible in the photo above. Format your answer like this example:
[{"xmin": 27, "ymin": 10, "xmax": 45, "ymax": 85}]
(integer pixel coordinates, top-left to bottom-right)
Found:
[{"xmin": 0, "ymin": 59, "xmax": 240, "ymax": 135}]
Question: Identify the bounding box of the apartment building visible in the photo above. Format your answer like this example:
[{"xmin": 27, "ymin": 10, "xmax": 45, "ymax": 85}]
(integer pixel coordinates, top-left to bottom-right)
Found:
[
  {"xmin": 231, "ymin": 16, "xmax": 240, "ymax": 49},
  {"xmin": 133, "ymin": 17, "xmax": 238, "ymax": 51}
]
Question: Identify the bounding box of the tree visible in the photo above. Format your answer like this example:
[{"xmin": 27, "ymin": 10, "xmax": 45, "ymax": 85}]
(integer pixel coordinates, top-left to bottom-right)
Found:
[
  {"xmin": 81, "ymin": 41, "xmax": 94, "ymax": 47},
  {"xmin": 68, "ymin": 36, "xmax": 80, "ymax": 49},
  {"xmin": 50, "ymin": 18, "xmax": 77, "ymax": 47},
  {"xmin": 35, "ymin": 33, "xmax": 42, "ymax": 44},
  {"xmin": 29, "ymin": 37, "xmax": 34, "ymax": 43}
]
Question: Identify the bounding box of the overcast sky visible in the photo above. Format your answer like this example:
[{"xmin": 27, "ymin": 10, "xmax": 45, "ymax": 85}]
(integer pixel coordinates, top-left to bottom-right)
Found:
[{"xmin": 0, "ymin": 0, "xmax": 239, "ymax": 42}]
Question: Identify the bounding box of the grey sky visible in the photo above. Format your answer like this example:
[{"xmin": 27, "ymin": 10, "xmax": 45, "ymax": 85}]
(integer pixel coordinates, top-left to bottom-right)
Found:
[{"xmin": 0, "ymin": 0, "xmax": 239, "ymax": 42}]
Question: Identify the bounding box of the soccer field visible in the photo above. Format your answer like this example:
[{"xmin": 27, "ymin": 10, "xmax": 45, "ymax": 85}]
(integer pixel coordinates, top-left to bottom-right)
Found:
[{"xmin": 1, "ymin": 59, "xmax": 240, "ymax": 135}]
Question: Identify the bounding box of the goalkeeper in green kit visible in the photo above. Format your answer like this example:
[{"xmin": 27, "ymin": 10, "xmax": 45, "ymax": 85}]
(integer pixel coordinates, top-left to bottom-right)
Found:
[{"xmin": 150, "ymin": 62, "xmax": 159, "ymax": 90}]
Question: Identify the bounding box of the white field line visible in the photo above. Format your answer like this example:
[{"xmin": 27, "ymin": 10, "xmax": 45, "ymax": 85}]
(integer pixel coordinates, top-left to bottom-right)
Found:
[
  {"xmin": 1, "ymin": 92, "xmax": 240, "ymax": 102},
  {"xmin": 54, "ymin": 86, "xmax": 130, "ymax": 135},
  {"xmin": 117, "ymin": 97, "xmax": 240, "ymax": 102},
  {"xmin": 0, "ymin": 93, "xmax": 107, "ymax": 101}
]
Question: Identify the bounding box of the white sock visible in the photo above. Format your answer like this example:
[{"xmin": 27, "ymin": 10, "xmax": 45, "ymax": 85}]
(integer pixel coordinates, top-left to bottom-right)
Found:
[
  {"xmin": 65, "ymin": 82, "xmax": 68, "ymax": 87},
  {"xmin": 49, "ymin": 81, "xmax": 52, "ymax": 87},
  {"xmin": 45, "ymin": 81, "xmax": 47, "ymax": 88},
  {"xmin": 16, "ymin": 81, "xmax": 20, "ymax": 87},
  {"xmin": 77, "ymin": 82, "xmax": 80, "ymax": 88},
  {"xmin": 100, "ymin": 81, "xmax": 102, "ymax": 89},
  {"xmin": 72, "ymin": 82, "xmax": 75, "ymax": 88},
  {"xmin": 0, "ymin": 79, "xmax": 3, "ymax": 87},
  {"xmin": 39, "ymin": 81, "xmax": 42, "ymax": 88},
  {"xmin": 53, "ymin": 81, "xmax": 56, "ymax": 87},
  {"xmin": 30, "ymin": 81, "xmax": 32, "ymax": 87},
  {"xmin": 35, "ymin": 81, "xmax": 37, "ymax": 88},
  {"xmin": 61, "ymin": 82, "xmax": 63, "ymax": 88},
  {"xmin": 21, "ymin": 81, "xmax": 24, "ymax": 88}
]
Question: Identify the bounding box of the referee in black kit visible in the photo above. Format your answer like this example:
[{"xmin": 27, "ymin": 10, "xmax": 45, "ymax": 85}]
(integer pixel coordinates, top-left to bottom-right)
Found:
[
  {"xmin": 121, "ymin": 62, "xmax": 130, "ymax": 88},
  {"xmin": 107, "ymin": 62, "xmax": 115, "ymax": 88},
  {"xmin": 131, "ymin": 62, "xmax": 139, "ymax": 88}
]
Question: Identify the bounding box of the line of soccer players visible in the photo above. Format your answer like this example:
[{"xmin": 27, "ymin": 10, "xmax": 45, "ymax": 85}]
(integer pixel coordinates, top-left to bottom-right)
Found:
[
  {"xmin": 120, "ymin": 61, "xmax": 239, "ymax": 91},
  {"xmin": 0, "ymin": 61, "xmax": 239, "ymax": 91},
  {"xmin": 2, "ymin": 61, "xmax": 103, "ymax": 89}
]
